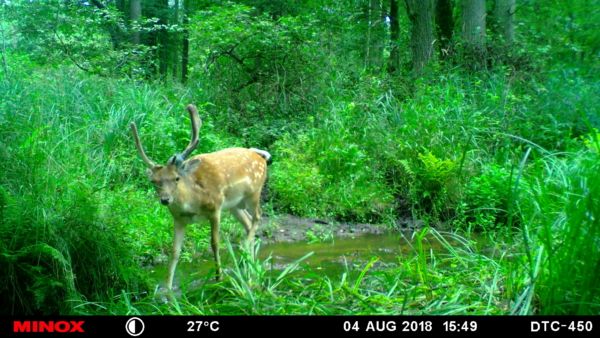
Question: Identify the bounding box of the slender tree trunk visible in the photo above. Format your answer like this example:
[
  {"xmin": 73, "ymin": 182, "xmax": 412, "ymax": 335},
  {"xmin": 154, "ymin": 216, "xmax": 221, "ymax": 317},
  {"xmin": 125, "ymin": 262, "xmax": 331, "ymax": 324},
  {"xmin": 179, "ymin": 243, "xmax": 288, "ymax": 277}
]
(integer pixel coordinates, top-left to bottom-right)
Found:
[
  {"xmin": 364, "ymin": 0, "xmax": 372, "ymax": 70},
  {"xmin": 493, "ymin": 0, "xmax": 515, "ymax": 45},
  {"xmin": 158, "ymin": 0, "xmax": 169, "ymax": 79},
  {"xmin": 435, "ymin": 0, "xmax": 454, "ymax": 58},
  {"xmin": 388, "ymin": 0, "xmax": 400, "ymax": 73},
  {"xmin": 366, "ymin": 0, "xmax": 384, "ymax": 70},
  {"xmin": 373, "ymin": 0, "xmax": 385, "ymax": 70},
  {"xmin": 461, "ymin": 0, "xmax": 486, "ymax": 52},
  {"xmin": 115, "ymin": 0, "xmax": 126, "ymax": 12},
  {"xmin": 181, "ymin": 0, "xmax": 190, "ymax": 83},
  {"xmin": 171, "ymin": 0, "xmax": 180, "ymax": 80},
  {"xmin": 405, "ymin": 0, "xmax": 435, "ymax": 74},
  {"xmin": 130, "ymin": 0, "xmax": 141, "ymax": 45},
  {"xmin": 143, "ymin": 0, "xmax": 160, "ymax": 77}
]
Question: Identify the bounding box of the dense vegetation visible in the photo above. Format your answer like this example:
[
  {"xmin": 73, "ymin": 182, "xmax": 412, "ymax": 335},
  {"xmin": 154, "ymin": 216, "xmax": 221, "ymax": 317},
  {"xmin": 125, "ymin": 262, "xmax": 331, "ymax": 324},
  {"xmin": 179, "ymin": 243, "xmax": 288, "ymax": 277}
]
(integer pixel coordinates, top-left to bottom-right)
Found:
[{"xmin": 0, "ymin": 0, "xmax": 598, "ymax": 315}]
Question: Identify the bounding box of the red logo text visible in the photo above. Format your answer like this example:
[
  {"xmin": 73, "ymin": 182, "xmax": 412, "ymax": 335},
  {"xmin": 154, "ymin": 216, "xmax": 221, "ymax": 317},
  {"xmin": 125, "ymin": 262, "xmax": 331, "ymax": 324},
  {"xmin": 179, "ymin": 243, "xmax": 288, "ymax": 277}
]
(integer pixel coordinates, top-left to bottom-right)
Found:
[{"xmin": 13, "ymin": 321, "xmax": 85, "ymax": 333}]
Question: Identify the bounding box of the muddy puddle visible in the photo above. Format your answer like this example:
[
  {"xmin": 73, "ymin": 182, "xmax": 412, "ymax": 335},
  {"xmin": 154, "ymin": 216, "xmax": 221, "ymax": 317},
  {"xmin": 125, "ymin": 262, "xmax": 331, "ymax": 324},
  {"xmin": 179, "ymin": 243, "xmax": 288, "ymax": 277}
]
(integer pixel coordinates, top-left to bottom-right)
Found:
[{"xmin": 149, "ymin": 229, "xmax": 470, "ymax": 288}]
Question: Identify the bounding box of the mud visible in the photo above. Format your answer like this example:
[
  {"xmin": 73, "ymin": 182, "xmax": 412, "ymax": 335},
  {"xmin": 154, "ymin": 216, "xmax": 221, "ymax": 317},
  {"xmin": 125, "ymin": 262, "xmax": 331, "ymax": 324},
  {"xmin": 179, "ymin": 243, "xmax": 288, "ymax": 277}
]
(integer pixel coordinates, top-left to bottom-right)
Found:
[{"xmin": 258, "ymin": 214, "xmax": 424, "ymax": 244}]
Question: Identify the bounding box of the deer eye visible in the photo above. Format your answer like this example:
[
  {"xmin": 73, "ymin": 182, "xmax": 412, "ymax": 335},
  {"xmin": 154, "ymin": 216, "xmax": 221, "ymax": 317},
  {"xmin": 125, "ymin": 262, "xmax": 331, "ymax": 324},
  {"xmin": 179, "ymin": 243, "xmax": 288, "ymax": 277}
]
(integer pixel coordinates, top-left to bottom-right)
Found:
[{"xmin": 175, "ymin": 177, "xmax": 180, "ymax": 182}]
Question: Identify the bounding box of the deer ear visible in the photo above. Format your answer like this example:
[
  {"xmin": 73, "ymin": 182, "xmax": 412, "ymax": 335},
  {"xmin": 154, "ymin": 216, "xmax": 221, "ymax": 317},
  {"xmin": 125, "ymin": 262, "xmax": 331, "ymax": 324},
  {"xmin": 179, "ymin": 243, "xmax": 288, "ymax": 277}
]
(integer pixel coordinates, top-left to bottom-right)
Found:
[
  {"xmin": 179, "ymin": 159, "xmax": 201, "ymax": 176},
  {"xmin": 146, "ymin": 165, "xmax": 162, "ymax": 178}
]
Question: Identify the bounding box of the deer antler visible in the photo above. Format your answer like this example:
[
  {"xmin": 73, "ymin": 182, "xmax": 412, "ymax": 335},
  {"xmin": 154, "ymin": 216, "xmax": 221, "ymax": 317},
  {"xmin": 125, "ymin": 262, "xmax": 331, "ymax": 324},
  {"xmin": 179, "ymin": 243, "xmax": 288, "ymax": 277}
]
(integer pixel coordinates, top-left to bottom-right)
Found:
[
  {"xmin": 180, "ymin": 104, "xmax": 202, "ymax": 160},
  {"xmin": 130, "ymin": 122, "xmax": 157, "ymax": 168}
]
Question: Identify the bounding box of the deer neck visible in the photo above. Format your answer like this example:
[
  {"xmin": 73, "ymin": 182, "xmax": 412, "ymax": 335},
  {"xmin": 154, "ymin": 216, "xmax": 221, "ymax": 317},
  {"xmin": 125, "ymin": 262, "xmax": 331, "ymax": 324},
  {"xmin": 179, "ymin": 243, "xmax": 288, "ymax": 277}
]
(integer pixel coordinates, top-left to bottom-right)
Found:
[{"xmin": 168, "ymin": 176, "xmax": 216, "ymax": 217}]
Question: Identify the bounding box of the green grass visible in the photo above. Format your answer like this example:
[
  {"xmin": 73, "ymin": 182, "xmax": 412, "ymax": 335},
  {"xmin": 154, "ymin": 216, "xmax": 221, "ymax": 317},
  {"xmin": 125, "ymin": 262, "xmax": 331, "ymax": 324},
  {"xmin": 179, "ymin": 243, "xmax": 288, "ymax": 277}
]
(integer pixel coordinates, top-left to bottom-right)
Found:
[
  {"xmin": 0, "ymin": 58, "xmax": 237, "ymax": 314},
  {"xmin": 68, "ymin": 229, "xmax": 512, "ymax": 315},
  {"xmin": 514, "ymin": 145, "xmax": 600, "ymax": 314}
]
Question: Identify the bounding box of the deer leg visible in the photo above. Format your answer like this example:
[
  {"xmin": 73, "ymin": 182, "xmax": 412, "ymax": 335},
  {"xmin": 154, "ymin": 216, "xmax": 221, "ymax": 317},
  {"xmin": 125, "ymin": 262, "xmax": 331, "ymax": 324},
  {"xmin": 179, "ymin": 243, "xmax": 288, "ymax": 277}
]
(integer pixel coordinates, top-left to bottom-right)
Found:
[
  {"xmin": 245, "ymin": 192, "xmax": 262, "ymax": 243},
  {"xmin": 231, "ymin": 207, "xmax": 252, "ymax": 235},
  {"xmin": 166, "ymin": 221, "xmax": 186, "ymax": 290},
  {"xmin": 209, "ymin": 212, "xmax": 222, "ymax": 281}
]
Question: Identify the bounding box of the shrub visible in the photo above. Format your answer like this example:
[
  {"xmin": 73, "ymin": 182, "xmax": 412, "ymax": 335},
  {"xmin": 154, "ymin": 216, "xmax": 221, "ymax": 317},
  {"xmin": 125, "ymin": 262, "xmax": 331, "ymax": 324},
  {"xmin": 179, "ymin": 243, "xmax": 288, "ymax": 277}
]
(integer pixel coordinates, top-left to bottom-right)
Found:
[
  {"xmin": 461, "ymin": 164, "xmax": 513, "ymax": 231},
  {"xmin": 270, "ymin": 105, "xmax": 394, "ymax": 222}
]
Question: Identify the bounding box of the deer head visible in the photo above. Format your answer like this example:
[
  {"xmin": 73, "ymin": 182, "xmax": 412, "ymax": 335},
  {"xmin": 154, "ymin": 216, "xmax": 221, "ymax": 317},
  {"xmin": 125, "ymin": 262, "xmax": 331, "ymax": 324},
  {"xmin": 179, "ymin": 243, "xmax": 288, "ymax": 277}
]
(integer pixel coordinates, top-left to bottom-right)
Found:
[{"xmin": 130, "ymin": 104, "xmax": 202, "ymax": 206}]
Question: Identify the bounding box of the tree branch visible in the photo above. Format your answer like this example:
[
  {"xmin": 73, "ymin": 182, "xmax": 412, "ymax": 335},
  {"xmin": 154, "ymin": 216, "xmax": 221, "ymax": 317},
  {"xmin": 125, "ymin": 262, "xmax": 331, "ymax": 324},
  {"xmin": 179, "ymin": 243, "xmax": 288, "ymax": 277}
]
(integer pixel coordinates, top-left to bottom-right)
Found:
[{"xmin": 53, "ymin": 29, "xmax": 92, "ymax": 73}]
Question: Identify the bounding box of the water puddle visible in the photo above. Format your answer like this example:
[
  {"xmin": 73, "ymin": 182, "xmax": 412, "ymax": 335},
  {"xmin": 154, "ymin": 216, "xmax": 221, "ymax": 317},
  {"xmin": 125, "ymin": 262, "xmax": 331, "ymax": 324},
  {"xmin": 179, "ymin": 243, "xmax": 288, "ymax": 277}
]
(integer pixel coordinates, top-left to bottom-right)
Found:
[
  {"xmin": 262, "ymin": 232, "xmax": 428, "ymax": 266},
  {"xmin": 149, "ymin": 231, "xmax": 469, "ymax": 286}
]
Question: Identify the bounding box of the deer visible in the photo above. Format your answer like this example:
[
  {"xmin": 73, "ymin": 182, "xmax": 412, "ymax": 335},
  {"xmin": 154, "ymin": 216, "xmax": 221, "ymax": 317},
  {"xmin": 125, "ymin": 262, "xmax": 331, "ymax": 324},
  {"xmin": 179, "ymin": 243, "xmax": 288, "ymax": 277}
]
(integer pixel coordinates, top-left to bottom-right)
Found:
[{"xmin": 130, "ymin": 104, "xmax": 271, "ymax": 290}]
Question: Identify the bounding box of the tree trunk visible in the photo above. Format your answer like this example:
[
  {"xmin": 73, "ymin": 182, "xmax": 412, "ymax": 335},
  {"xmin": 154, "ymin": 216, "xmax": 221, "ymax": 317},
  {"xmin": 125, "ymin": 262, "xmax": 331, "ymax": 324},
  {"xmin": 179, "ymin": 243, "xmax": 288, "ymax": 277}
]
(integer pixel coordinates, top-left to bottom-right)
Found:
[
  {"xmin": 388, "ymin": 0, "xmax": 400, "ymax": 73},
  {"xmin": 115, "ymin": 0, "xmax": 126, "ymax": 13},
  {"xmin": 181, "ymin": 0, "xmax": 190, "ymax": 83},
  {"xmin": 157, "ymin": 0, "xmax": 169, "ymax": 79},
  {"xmin": 366, "ymin": 0, "xmax": 384, "ymax": 70},
  {"xmin": 435, "ymin": 0, "xmax": 454, "ymax": 58},
  {"xmin": 461, "ymin": 0, "xmax": 486, "ymax": 51},
  {"xmin": 171, "ymin": 0, "xmax": 180, "ymax": 80},
  {"xmin": 130, "ymin": 0, "xmax": 141, "ymax": 45},
  {"xmin": 405, "ymin": 0, "xmax": 435, "ymax": 74},
  {"xmin": 493, "ymin": 0, "xmax": 515, "ymax": 45},
  {"xmin": 142, "ymin": 0, "xmax": 160, "ymax": 77}
]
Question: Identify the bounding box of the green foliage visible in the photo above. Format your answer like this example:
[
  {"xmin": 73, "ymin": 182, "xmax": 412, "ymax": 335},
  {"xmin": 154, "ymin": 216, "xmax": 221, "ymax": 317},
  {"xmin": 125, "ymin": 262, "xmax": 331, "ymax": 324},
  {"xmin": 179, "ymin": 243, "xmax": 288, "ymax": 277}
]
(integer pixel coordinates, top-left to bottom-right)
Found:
[
  {"xmin": 417, "ymin": 152, "xmax": 457, "ymax": 185},
  {"xmin": 521, "ymin": 0, "xmax": 600, "ymax": 67},
  {"xmin": 412, "ymin": 152, "xmax": 459, "ymax": 220},
  {"xmin": 512, "ymin": 148, "xmax": 600, "ymax": 314},
  {"xmin": 582, "ymin": 129, "xmax": 600, "ymax": 153},
  {"xmin": 270, "ymin": 139, "xmax": 325, "ymax": 216},
  {"xmin": 460, "ymin": 164, "xmax": 513, "ymax": 231},
  {"xmin": 271, "ymin": 103, "xmax": 394, "ymax": 222},
  {"xmin": 189, "ymin": 2, "xmax": 323, "ymax": 145},
  {"xmin": 4, "ymin": 0, "xmax": 155, "ymax": 79}
]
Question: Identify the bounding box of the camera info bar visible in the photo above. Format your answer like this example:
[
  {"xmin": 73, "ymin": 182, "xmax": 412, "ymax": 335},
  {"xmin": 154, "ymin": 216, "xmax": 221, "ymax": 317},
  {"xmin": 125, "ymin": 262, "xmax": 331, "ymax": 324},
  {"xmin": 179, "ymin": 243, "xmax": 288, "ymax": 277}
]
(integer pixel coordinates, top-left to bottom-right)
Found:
[{"xmin": 1, "ymin": 316, "xmax": 597, "ymax": 337}]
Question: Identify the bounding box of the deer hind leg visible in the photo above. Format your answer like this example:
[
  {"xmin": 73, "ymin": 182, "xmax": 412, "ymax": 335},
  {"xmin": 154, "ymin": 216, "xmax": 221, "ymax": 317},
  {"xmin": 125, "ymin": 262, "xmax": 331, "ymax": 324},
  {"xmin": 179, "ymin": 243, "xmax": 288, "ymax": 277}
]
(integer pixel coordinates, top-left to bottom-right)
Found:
[
  {"xmin": 231, "ymin": 207, "xmax": 252, "ymax": 235},
  {"xmin": 166, "ymin": 221, "xmax": 186, "ymax": 290},
  {"xmin": 245, "ymin": 191, "xmax": 262, "ymax": 243},
  {"xmin": 209, "ymin": 212, "xmax": 222, "ymax": 281}
]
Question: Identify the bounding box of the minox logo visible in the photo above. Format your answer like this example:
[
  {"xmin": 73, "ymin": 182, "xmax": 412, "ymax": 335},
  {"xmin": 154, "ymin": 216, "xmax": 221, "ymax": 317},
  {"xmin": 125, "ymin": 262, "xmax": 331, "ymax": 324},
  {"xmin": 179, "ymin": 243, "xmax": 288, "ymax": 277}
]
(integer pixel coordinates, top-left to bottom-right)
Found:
[{"xmin": 13, "ymin": 321, "xmax": 85, "ymax": 333}]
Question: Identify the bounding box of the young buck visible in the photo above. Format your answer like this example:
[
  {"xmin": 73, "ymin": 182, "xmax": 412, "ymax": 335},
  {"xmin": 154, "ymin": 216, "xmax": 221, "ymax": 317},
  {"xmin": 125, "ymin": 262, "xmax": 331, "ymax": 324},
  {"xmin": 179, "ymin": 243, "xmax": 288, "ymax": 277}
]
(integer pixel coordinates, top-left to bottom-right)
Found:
[{"xmin": 130, "ymin": 104, "xmax": 270, "ymax": 290}]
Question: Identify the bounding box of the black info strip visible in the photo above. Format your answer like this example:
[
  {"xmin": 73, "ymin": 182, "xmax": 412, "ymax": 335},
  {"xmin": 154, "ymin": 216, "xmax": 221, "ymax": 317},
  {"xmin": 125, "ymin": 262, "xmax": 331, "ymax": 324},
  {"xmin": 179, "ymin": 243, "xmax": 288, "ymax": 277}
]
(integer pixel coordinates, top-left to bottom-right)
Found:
[{"xmin": 1, "ymin": 316, "xmax": 598, "ymax": 337}]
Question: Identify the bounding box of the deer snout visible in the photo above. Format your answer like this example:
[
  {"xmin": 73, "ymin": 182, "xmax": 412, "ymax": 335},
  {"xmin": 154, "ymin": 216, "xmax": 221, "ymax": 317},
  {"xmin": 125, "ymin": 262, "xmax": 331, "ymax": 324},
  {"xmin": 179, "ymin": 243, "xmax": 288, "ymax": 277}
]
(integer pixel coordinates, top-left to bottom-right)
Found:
[{"xmin": 160, "ymin": 196, "xmax": 172, "ymax": 205}]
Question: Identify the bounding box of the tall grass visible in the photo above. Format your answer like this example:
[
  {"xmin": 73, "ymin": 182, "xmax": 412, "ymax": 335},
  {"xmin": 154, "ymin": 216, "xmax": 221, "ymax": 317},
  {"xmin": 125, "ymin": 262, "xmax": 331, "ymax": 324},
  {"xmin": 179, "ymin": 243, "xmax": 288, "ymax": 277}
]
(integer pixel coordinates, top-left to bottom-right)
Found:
[
  {"xmin": 69, "ymin": 230, "xmax": 510, "ymax": 315},
  {"xmin": 0, "ymin": 59, "xmax": 237, "ymax": 314},
  {"xmin": 513, "ymin": 142, "xmax": 600, "ymax": 314}
]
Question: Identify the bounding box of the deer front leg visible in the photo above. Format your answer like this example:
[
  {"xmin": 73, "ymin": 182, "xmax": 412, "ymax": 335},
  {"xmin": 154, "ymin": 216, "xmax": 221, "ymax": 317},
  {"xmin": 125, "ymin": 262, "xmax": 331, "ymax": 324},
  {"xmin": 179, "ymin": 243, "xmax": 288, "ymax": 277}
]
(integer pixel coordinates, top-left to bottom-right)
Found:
[
  {"xmin": 209, "ymin": 212, "xmax": 222, "ymax": 281},
  {"xmin": 166, "ymin": 220, "xmax": 186, "ymax": 290}
]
